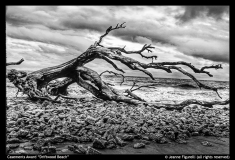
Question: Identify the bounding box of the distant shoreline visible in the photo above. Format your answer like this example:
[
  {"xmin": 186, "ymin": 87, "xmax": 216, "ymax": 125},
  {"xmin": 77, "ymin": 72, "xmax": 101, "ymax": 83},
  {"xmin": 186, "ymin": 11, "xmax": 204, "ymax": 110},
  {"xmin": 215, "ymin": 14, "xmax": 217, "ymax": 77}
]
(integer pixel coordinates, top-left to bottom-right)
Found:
[
  {"xmin": 103, "ymin": 75, "xmax": 229, "ymax": 82},
  {"xmin": 6, "ymin": 69, "xmax": 229, "ymax": 82}
]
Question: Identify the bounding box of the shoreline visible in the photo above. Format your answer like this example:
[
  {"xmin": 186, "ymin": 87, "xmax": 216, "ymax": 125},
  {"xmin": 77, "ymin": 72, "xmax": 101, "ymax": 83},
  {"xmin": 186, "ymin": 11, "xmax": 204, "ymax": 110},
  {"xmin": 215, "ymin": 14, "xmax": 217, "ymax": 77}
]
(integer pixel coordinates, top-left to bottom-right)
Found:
[{"xmin": 6, "ymin": 80, "xmax": 229, "ymax": 154}]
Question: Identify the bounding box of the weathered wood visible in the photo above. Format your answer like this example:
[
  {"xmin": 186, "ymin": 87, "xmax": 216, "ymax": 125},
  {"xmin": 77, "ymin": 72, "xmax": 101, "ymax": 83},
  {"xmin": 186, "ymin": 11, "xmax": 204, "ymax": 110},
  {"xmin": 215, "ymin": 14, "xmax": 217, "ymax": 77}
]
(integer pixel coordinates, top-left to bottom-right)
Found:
[
  {"xmin": 6, "ymin": 58, "xmax": 24, "ymax": 66},
  {"xmin": 6, "ymin": 23, "xmax": 229, "ymax": 110}
]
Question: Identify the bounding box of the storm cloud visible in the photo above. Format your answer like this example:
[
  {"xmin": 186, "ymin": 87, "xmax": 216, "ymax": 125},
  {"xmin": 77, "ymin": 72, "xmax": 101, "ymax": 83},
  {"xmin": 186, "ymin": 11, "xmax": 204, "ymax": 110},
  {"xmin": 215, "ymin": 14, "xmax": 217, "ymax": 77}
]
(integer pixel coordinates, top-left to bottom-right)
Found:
[
  {"xmin": 176, "ymin": 6, "xmax": 229, "ymax": 23},
  {"xmin": 6, "ymin": 6, "xmax": 229, "ymax": 81}
]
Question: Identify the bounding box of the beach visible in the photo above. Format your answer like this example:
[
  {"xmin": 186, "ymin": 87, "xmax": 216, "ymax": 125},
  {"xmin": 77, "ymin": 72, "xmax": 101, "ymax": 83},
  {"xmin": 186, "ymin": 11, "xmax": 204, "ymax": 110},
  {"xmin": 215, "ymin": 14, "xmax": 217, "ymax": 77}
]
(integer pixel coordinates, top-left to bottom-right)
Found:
[{"xmin": 6, "ymin": 75, "xmax": 229, "ymax": 154}]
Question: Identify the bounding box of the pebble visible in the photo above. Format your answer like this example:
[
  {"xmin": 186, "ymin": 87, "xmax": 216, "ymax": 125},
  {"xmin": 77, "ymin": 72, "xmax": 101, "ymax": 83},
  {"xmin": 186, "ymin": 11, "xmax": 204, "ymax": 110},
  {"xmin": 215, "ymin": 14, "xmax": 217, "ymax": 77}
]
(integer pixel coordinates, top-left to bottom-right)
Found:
[
  {"xmin": 121, "ymin": 134, "xmax": 134, "ymax": 141},
  {"xmin": 86, "ymin": 146, "xmax": 102, "ymax": 154},
  {"xmin": 201, "ymin": 141, "xmax": 213, "ymax": 147},
  {"xmin": 23, "ymin": 146, "xmax": 33, "ymax": 150},
  {"xmin": 15, "ymin": 149, "xmax": 27, "ymax": 154},
  {"xmin": 7, "ymin": 138, "xmax": 22, "ymax": 144},
  {"xmin": 8, "ymin": 144, "xmax": 20, "ymax": 149},
  {"xmin": 191, "ymin": 132, "xmax": 199, "ymax": 136},
  {"xmin": 133, "ymin": 143, "xmax": 145, "ymax": 149},
  {"xmin": 140, "ymin": 140, "xmax": 151, "ymax": 145},
  {"xmin": 61, "ymin": 149, "xmax": 69, "ymax": 152},
  {"xmin": 92, "ymin": 138, "xmax": 106, "ymax": 149}
]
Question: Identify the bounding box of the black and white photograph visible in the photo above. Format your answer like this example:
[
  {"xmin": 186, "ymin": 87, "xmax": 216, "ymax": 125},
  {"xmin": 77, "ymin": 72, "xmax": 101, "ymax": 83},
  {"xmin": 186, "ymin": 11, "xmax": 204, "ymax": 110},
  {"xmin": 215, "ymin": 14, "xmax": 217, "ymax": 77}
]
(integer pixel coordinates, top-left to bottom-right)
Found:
[{"xmin": 6, "ymin": 6, "xmax": 229, "ymax": 155}]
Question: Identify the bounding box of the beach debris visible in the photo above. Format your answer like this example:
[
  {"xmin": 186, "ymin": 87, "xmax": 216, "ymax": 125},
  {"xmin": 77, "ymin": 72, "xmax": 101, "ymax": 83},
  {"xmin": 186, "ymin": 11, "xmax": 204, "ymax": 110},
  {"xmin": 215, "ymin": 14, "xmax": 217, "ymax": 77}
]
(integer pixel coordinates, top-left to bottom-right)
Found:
[
  {"xmin": 92, "ymin": 138, "xmax": 107, "ymax": 149},
  {"xmin": 44, "ymin": 128, "xmax": 53, "ymax": 137},
  {"xmin": 41, "ymin": 146, "xmax": 56, "ymax": 154},
  {"xmin": 23, "ymin": 146, "xmax": 33, "ymax": 150},
  {"xmin": 121, "ymin": 134, "xmax": 135, "ymax": 141},
  {"xmin": 86, "ymin": 146, "xmax": 102, "ymax": 155},
  {"xmin": 106, "ymin": 143, "xmax": 116, "ymax": 149},
  {"xmin": 140, "ymin": 140, "xmax": 151, "ymax": 145},
  {"xmin": 133, "ymin": 143, "xmax": 145, "ymax": 149},
  {"xmin": 68, "ymin": 144, "xmax": 87, "ymax": 154},
  {"xmin": 7, "ymin": 138, "xmax": 23, "ymax": 144},
  {"xmin": 191, "ymin": 132, "xmax": 199, "ymax": 136},
  {"xmin": 61, "ymin": 149, "xmax": 69, "ymax": 153},
  {"xmin": 33, "ymin": 139, "xmax": 49, "ymax": 151},
  {"xmin": 15, "ymin": 149, "xmax": 27, "ymax": 154},
  {"xmin": 17, "ymin": 129, "xmax": 29, "ymax": 138},
  {"xmin": 201, "ymin": 141, "xmax": 213, "ymax": 147},
  {"xmin": 50, "ymin": 136, "xmax": 64, "ymax": 144},
  {"xmin": 8, "ymin": 144, "xmax": 20, "ymax": 149},
  {"xmin": 175, "ymin": 139, "xmax": 187, "ymax": 144}
]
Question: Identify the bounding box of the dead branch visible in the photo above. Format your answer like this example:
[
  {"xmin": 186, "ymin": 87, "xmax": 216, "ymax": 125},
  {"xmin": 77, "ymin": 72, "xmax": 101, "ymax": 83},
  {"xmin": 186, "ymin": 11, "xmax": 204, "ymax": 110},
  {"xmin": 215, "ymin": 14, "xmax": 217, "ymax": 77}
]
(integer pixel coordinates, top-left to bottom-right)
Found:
[
  {"xmin": 96, "ymin": 22, "xmax": 126, "ymax": 46},
  {"xmin": 151, "ymin": 61, "xmax": 223, "ymax": 77},
  {"xmin": 108, "ymin": 44, "xmax": 157, "ymax": 63},
  {"xmin": 130, "ymin": 82, "xmax": 157, "ymax": 92},
  {"xmin": 99, "ymin": 50, "xmax": 222, "ymax": 98},
  {"xmin": 99, "ymin": 70, "xmax": 125, "ymax": 85},
  {"xmin": 167, "ymin": 66, "xmax": 222, "ymax": 98},
  {"xmin": 130, "ymin": 81, "xmax": 137, "ymax": 91},
  {"xmin": 98, "ymin": 55, "xmax": 125, "ymax": 73},
  {"xmin": 6, "ymin": 58, "xmax": 24, "ymax": 66},
  {"xmin": 201, "ymin": 64, "xmax": 223, "ymax": 71}
]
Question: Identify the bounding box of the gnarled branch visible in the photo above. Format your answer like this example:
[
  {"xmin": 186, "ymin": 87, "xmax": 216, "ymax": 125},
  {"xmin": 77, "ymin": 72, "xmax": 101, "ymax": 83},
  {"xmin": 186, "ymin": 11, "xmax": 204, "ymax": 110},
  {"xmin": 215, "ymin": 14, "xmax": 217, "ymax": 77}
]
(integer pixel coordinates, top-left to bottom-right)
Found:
[
  {"xmin": 151, "ymin": 61, "xmax": 223, "ymax": 77},
  {"xmin": 6, "ymin": 58, "xmax": 24, "ymax": 66},
  {"xmin": 98, "ymin": 55, "xmax": 125, "ymax": 73},
  {"xmin": 96, "ymin": 22, "xmax": 126, "ymax": 47},
  {"xmin": 130, "ymin": 81, "xmax": 156, "ymax": 92},
  {"xmin": 108, "ymin": 44, "xmax": 157, "ymax": 63},
  {"xmin": 201, "ymin": 64, "xmax": 223, "ymax": 71},
  {"xmin": 167, "ymin": 66, "xmax": 222, "ymax": 99}
]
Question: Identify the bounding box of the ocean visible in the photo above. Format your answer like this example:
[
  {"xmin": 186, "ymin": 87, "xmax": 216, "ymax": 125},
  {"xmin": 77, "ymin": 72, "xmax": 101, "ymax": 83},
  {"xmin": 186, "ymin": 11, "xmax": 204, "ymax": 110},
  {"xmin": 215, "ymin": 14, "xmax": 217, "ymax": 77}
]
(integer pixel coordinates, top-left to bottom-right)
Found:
[
  {"xmin": 102, "ymin": 75, "xmax": 229, "ymax": 90},
  {"xmin": 6, "ymin": 71, "xmax": 229, "ymax": 108},
  {"xmin": 97, "ymin": 75, "xmax": 229, "ymax": 107}
]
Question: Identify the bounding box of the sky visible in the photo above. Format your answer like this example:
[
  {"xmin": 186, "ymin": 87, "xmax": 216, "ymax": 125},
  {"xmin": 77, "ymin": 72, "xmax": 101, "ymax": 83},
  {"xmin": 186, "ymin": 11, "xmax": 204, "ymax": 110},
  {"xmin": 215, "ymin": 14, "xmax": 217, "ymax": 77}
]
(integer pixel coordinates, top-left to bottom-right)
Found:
[{"xmin": 6, "ymin": 6, "xmax": 229, "ymax": 81}]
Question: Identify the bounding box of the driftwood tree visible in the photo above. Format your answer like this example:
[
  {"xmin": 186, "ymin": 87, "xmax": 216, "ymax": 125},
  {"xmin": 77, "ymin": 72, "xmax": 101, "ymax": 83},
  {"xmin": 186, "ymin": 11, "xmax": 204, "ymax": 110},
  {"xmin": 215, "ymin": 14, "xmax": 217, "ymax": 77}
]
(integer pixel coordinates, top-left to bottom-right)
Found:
[{"xmin": 6, "ymin": 23, "xmax": 229, "ymax": 110}]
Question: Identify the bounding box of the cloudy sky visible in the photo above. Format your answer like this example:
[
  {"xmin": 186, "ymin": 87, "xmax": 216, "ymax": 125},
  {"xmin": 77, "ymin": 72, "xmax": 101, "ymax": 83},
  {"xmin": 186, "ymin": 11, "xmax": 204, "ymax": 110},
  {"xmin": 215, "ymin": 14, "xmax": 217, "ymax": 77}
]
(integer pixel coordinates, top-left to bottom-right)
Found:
[{"xmin": 6, "ymin": 6, "xmax": 229, "ymax": 81}]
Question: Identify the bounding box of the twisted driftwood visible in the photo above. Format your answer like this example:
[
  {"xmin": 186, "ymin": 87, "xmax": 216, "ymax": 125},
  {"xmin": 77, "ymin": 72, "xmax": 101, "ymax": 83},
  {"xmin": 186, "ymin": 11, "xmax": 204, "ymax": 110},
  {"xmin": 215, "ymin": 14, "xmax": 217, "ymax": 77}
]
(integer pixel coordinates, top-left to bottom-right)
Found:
[{"xmin": 6, "ymin": 23, "xmax": 229, "ymax": 110}]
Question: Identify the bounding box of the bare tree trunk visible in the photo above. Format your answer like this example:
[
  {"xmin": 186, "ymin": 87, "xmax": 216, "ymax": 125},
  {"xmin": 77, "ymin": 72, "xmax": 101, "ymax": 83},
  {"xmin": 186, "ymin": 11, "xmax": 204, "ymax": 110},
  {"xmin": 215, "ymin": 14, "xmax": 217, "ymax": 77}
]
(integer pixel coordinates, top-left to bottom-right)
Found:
[{"xmin": 48, "ymin": 77, "xmax": 75, "ymax": 95}]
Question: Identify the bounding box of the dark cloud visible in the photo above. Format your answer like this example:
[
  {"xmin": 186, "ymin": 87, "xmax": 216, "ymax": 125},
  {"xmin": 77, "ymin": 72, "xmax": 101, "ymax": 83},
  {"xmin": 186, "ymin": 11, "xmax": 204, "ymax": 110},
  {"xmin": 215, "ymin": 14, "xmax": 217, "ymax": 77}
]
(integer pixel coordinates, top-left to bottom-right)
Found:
[
  {"xmin": 177, "ymin": 46, "xmax": 229, "ymax": 63},
  {"xmin": 6, "ymin": 6, "xmax": 229, "ymax": 65},
  {"xmin": 6, "ymin": 14, "xmax": 39, "ymax": 26},
  {"xmin": 61, "ymin": 18, "xmax": 106, "ymax": 32},
  {"xmin": 37, "ymin": 45, "xmax": 82, "ymax": 56},
  {"xmin": 6, "ymin": 24, "xmax": 91, "ymax": 53},
  {"xmin": 176, "ymin": 6, "xmax": 229, "ymax": 23},
  {"xmin": 192, "ymin": 52, "xmax": 229, "ymax": 63}
]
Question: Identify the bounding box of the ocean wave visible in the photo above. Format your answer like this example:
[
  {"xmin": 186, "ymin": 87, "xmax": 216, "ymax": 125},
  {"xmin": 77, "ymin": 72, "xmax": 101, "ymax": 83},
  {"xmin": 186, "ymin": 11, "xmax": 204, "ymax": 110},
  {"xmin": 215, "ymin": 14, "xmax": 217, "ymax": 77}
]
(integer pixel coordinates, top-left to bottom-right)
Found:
[{"xmin": 175, "ymin": 84, "xmax": 198, "ymax": 89}]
